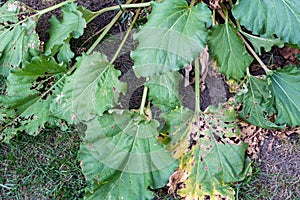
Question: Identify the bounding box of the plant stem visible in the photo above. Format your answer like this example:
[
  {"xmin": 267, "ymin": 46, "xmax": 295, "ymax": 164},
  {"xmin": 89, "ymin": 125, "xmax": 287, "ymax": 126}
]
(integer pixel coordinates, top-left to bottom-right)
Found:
[
  {"xmin": 139, "ymin": 86, "xmax": 148, "ymax": 115},
  {"xmin": 238, "ymin": 32, "xmax": 270, "ymax": 74},
  {"xmin": 36, "ymin": 0, "xmax": 77, "ymax": 17},
  {"xmin": 229, "ymin": 0, "xmax": 234, "ymax": 8},
  {"xmin": 194, "ymin": 58, "xmax": 201, "ymax": 114},
  {"xmin": 212, "ymin": 10, "xmax": 216, "ymax": 26},
  {"xmin": 88, "ymin": 2, "xmax": 150, "ymax": 23},
  {"xmin": 86, "ymin": 0, "xmax": 135, "ymax": 55},
  {"xmin": 110, "ymin": 1, "xmax": 142, "ymax": 63},
  {"xmin": 86, "ymin": 12, "xmax": 122, "ymax": 55},
  {"xmin": 217, "ymin": 9, "xmax": 271, "ymax": 74},
  {"xmin": 190, "ymin": 0, "xmax": 197, "ymax": 7}
]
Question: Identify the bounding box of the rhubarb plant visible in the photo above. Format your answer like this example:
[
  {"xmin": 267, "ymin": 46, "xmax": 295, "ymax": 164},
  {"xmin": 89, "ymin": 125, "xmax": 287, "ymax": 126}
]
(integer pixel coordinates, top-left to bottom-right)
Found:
[{"xmin": 0, "ymin": 0, "xmax": 300, "ymax": 199}]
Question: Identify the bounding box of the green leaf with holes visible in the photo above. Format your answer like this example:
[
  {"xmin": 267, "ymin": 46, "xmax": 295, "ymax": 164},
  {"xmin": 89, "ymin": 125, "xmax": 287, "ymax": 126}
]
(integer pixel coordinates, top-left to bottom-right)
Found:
[
  {"xmin": 236, "ymin": 75, "xmax": 284, "ymax": 129},
  {"xmin": 269, "ymin": 66, "xmax": 300, "ymax": 127},
  {"xmin": 145, "ymin": 71, "xmax": 182, "ymax": 113},
  {"xmin": 131, "ymin": 0, "xmax": 211, "ymax": 77},
  {"xmin": 233, "ymin": 0, "xmax": 300, "ymax": 46},
  {"xmin": 0, "ymin": 2, "xmax": 40, "ymax": 77},
  {"xmin": 160, "ymin": 107, "xmax": 194, "ymax": 159},
  {"xmin": 208, "ymin": 22, "xmax": 253, "ymax": 81},
  {"xmin": 176, "ymin": 105, "xmax": 250, "ymax": 199},
  {"xmin": 0, "ymin": 1, "xmax": 19, "ymax": 25},
  {"xmin": 50, "ymin": 52, "xmax": 126, "ymax": 123},
  {"xmin": 0, "ymin": 56, "xmax": 67, "ymax": 138},
  {"xmin": 240, "ymin": 31, "xmax": 284, "ymax": 55},
  {"xmin": 45, "ymin": 3, "xmax": 86, "ymax": 60},
  {"xmin": 78, "ymin": 111, "xmax": 177, "ymax": 199}
]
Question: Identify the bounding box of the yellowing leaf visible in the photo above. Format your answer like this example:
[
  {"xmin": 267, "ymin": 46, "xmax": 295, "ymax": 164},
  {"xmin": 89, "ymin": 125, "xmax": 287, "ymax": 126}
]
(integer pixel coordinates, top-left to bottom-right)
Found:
[
  {"xmin": 160, "ymin": 107, "xmax": 195, "ymax": 158},
  {"xmin": 165, "ymin": 105, "xmax": 250, "ymax": 199}
]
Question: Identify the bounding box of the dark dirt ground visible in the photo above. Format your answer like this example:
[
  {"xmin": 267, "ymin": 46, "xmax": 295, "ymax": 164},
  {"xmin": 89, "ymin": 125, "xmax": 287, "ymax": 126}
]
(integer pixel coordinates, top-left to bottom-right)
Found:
[{"xmin": 0, "ymin": 0, "xmax": 300, "ymax": 199}]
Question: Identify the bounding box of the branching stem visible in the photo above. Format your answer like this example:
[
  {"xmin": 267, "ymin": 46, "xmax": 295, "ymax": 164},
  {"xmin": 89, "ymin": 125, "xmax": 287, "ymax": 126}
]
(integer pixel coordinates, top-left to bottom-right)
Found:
[
  {"xmin": 110, "ymin": 1, "xmax": 142, "ymax": 63},
  {"xmin": 86, "ymin": 0, "xmax": 135, "ymax": 55},
  {"xmin": 86, "ymin": 12, "xmax": 123, "ymax": 55},
  {"xmin": 36, "ymin": 0, "xmax": 76, "ymax": 17},
  {"xmin": 89, "ymin": 2, "xmax": 150, "ymax": 23}
]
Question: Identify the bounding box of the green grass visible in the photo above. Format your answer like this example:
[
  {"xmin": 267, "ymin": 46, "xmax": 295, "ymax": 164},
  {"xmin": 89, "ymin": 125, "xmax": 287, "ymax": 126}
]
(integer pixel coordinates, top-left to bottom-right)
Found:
[{"xmin": 0, "ymin": 127, "xmax": 86, "ymax": 199}]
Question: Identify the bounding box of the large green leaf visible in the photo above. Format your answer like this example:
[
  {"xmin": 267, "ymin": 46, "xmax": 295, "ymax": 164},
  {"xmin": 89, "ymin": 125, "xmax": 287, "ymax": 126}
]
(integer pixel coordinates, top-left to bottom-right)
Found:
[
  {"xmin": 236, "ymin": 75, "xmax": 284, "ymax": 129},
  {"xmin": 208, "ymin": 22, "xmax": 253, "ymax": 81},
  {"xmin": 78, "ymin": 111, "xmax": 177, "ymax": 199},
  {"xmin": 50, "ymin": 52, "xmax": 126, "ymax": 122},
  {"xmin": 45, "ymin": 3, "xmax": 86, "ymax": 59},
  {"xmin": 176, "ymin": 105, "xmax": 250, "ymax": 199},
  {"xmin": 233, "ymin": 0, "xmax": 300, "ymax": 46},
  {"xmin": 131, "ymin": 0, "xmax": 211, "ymax": 77},
  {"xmin": 240, "ymin": 31, "xmax": 284, "ymax": 55},
  {"xmin": 0, "ymin": 2, "xmax": 40, "ymax": 77},
  {"xmin": 269, "ymin": 66, "xmax": 300, "ymax": 127},
  {"xmin": 0, "ymin": 56, "xmax": 67, "ymax": 138},
  {"xmin": 145, "ymin": 71, "xmax": 182, "ymax": 113}
]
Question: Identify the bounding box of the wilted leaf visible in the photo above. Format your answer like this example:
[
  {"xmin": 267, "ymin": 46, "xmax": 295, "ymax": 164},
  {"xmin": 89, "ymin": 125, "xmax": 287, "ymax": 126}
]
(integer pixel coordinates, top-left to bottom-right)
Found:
[
  {"xmin": 240, "ymin": 31, "xmax": 284, "ymax": 55},
  {"xmin": 0, "ymin": 56, "xmax": 67, "ymax": 138},
  {"xmin": 208, "ymin": 22, "xmax": 253, "ymax": 81},
  {"xmin": 45, "ymin": 3, "xmax": 86, "ymax": 58},
  {"xmin": 233, "ymin": 0, "xmax": 300, "ymax": 46},
  {"xmin": 50, "ymin": 52, "xmax": 126, "ymax": 122},
  {"xmin": 131, "ymin": 0, "xmax": 211, "ymax": 77},
  {"xmin": 145, "ymin": 71, "xmax": 182, "ymax": 113},
  {"xmin": 0, "ymin": 2, "xmax": 40, "ymax": 77},
  {"xmin": 236, "ymin": 75, "xmax": 284, "ymax": 129},
  {"xmin": 78, "ymin": 111, "xmax": 177, "ymax": 199},
  {"xmin": 176, "ymin": 105, "xmax": 250, "ymax": 199},
  {"xmin": 269, "ymin": 66, "xmax": 300, "ymax": 127}
]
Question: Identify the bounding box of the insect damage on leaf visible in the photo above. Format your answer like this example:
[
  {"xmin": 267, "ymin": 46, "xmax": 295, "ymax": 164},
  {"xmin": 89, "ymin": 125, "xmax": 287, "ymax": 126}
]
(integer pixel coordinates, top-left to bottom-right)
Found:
[
  {"xmin": 0, "ymin": 1, "xmax": 41, "ymax": 77},
  {"xmin": 165, "ymin": 104, "xmax": 249, "ymax": 199},
  {"xmin": 1, "ymin": 56, "xmax": 67, "ymax": 139}
]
